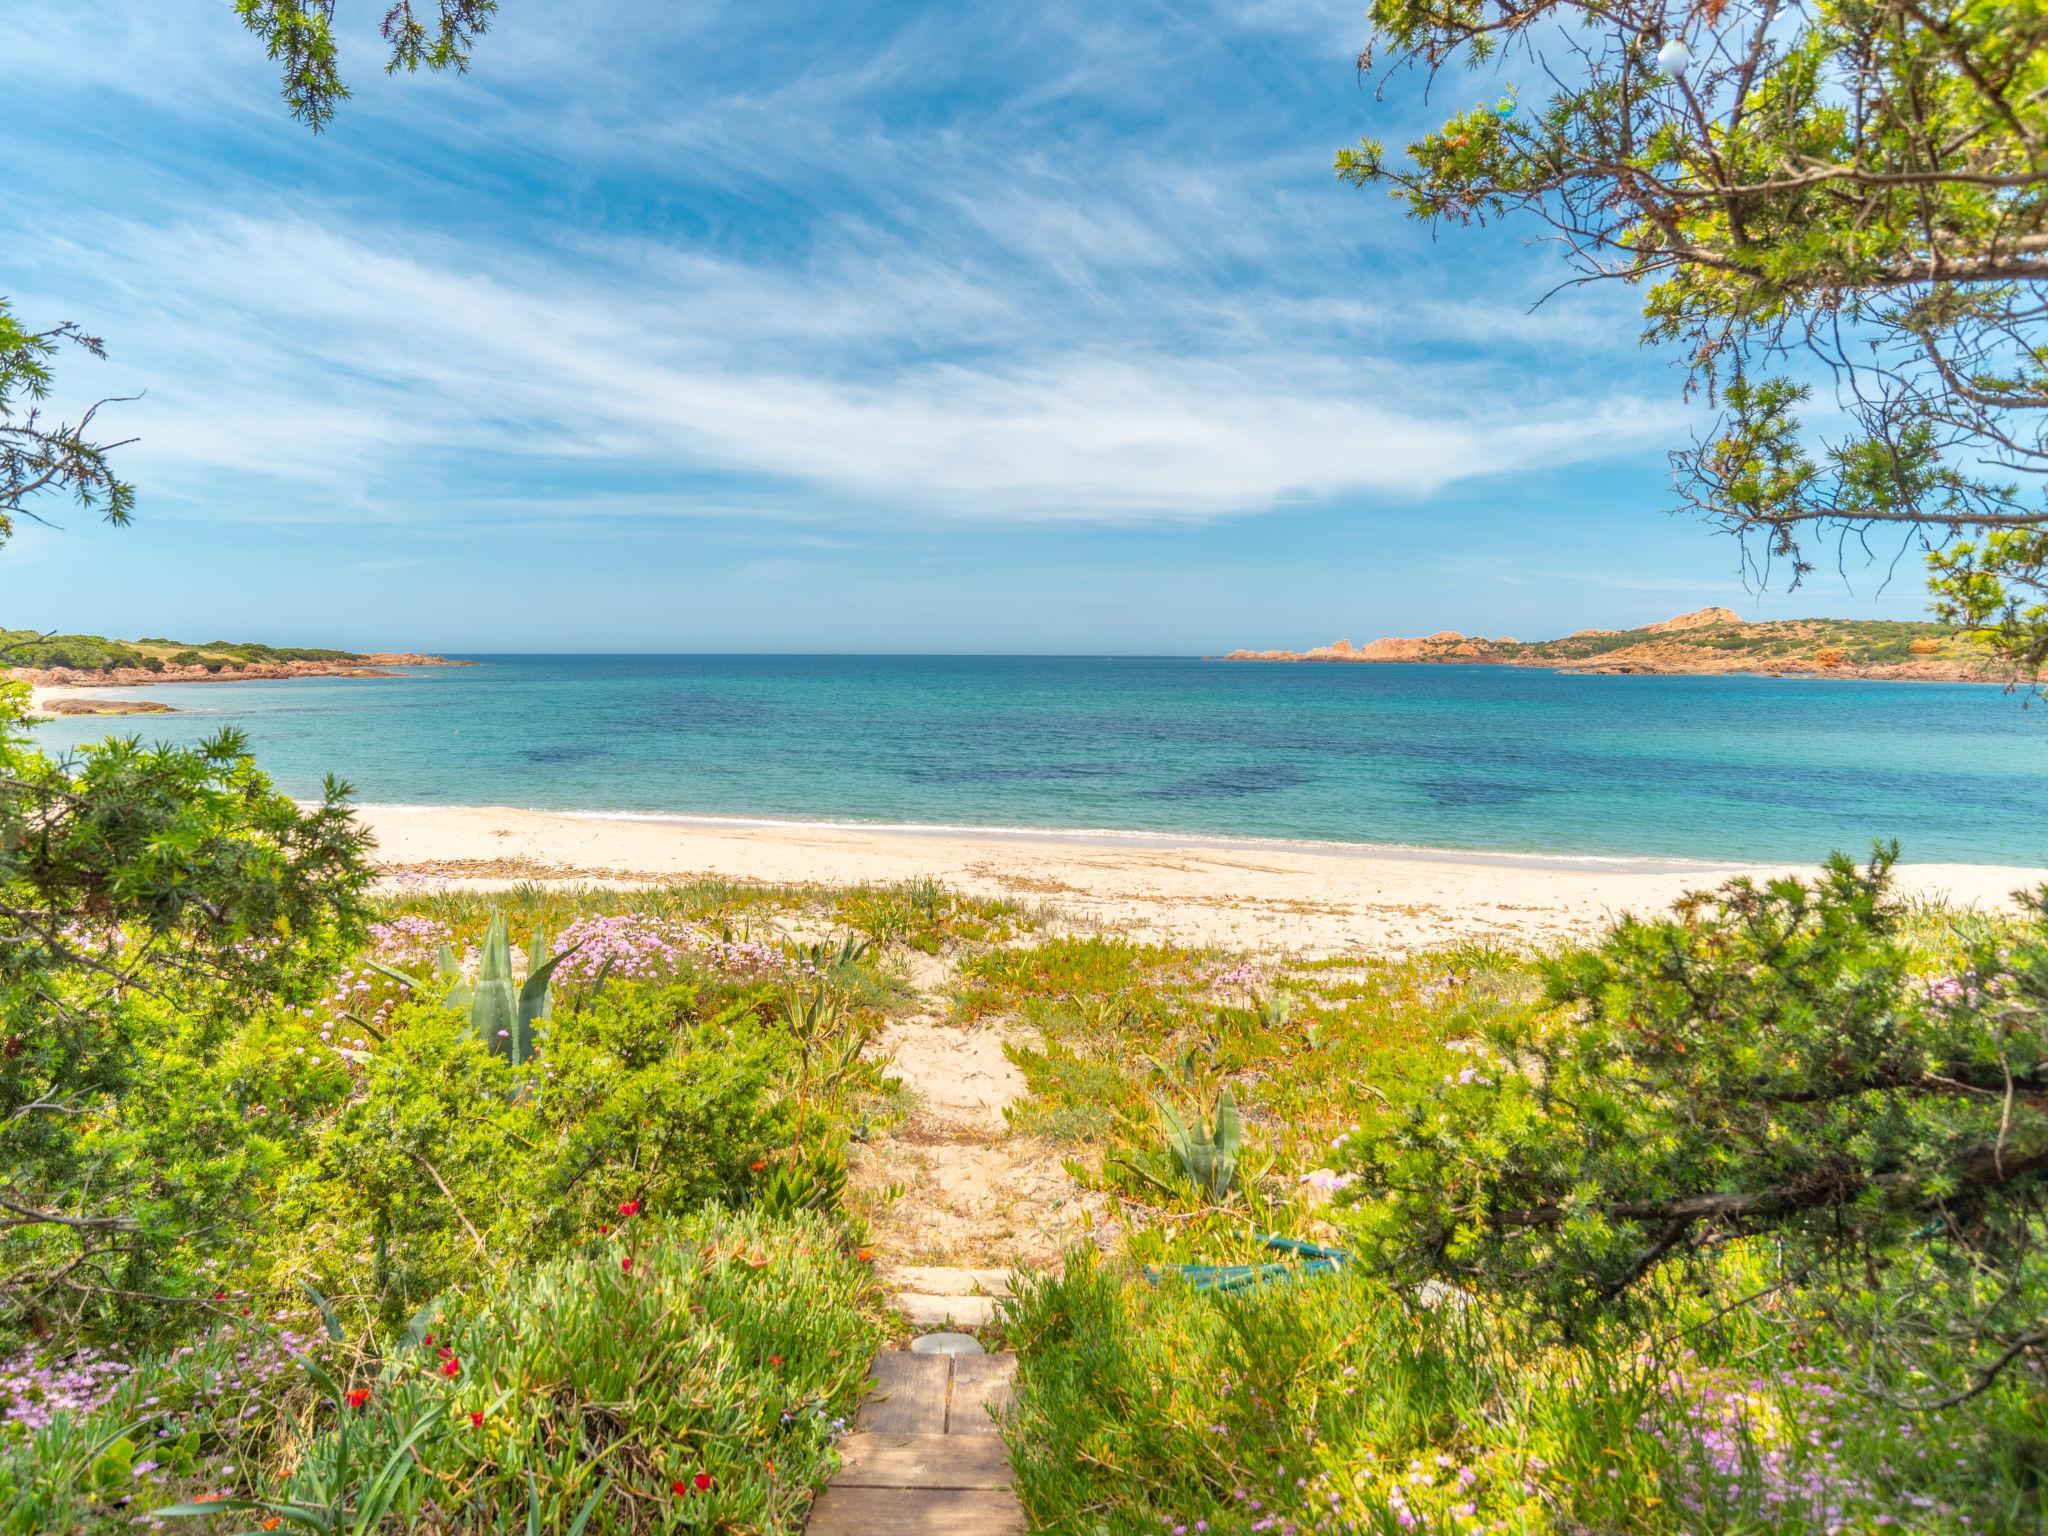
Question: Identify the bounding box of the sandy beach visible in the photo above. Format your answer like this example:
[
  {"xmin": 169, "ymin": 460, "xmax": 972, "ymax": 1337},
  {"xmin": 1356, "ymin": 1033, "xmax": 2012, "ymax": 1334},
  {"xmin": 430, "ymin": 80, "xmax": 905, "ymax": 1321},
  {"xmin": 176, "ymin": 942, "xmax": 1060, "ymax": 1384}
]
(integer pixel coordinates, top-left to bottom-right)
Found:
[{"xmin": 357, "ymin": 802, "xmax": 2046, "ymax": 953}]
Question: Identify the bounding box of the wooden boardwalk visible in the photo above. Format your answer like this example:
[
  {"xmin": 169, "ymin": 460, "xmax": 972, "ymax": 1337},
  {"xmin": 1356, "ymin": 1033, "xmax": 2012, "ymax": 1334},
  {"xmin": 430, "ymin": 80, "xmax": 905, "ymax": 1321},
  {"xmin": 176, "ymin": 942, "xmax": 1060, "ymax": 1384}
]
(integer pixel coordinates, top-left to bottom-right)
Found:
[{"xmin": 806, "ymin": 1351, "xmax": 1023, "ymax": 1536}]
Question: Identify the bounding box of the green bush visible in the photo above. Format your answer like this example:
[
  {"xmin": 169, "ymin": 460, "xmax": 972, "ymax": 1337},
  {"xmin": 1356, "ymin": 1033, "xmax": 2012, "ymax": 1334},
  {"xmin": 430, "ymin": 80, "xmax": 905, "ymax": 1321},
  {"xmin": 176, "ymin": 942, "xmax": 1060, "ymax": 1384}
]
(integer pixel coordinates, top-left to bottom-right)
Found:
[
  {"xmin": 264, "ymin": 983, "xmax": 794, "ymax": 1328},
  {"xmin": 1337, "ymin": 846, "xmax": 2048, "ymax": 1390},
  {"xmin": 0, "ymin": 685, "xmax": 368, "ymax": 1348}
]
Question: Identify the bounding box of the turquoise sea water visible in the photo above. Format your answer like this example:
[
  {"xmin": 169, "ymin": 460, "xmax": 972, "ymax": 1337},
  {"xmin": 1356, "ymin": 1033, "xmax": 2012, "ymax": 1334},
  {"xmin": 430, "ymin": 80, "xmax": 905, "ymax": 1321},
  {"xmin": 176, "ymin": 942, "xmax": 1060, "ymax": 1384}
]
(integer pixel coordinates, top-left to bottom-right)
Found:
[{"xmin": 24, "ymin": 655, "xmax": 2048, "ymax": 866}]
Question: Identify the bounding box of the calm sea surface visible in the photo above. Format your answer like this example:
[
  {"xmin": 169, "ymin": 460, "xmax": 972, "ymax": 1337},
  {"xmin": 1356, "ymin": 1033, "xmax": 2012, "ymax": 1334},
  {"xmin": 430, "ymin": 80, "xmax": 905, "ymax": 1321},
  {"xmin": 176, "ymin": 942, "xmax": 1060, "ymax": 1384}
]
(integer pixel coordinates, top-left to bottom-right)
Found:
[{"xmin": 25, "ymin": 655, "xmax": 2048, "ymax": 865}]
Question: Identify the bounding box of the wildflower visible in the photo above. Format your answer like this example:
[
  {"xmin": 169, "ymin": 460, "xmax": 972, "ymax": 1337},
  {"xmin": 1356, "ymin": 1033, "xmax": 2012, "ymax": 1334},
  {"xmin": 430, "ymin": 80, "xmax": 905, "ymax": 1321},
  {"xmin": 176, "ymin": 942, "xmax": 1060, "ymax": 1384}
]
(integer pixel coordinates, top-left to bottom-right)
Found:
[
  {"xmin": 769, "ymin": 1354, "xmax": 784, "ymax": 1366},
  {"xmin": 671, "ymin": 1482, "xmax": 687, "ymax": 1496},
  {"xmin": 440, "ymin": 1358, "xmax": 461, "ymax": 1378},
  {"xmin": 618, "ymin": 1200, "xmax": 641, "ymax": 1217},
  {"xmin": 263, "ymin": 1520, "xmax": 282, "ymax": 1531},
  {"xmin": 622, "ymin": 1257, "xmax": 635, "ymax": 1275},
  {"xmin": 344, "ymin": 1388, "xmax": 371, "ymax": 1410},
  {"xmin": 855, "ymin": 1248, "xmax": 874, "ymax": 1264},
  {"xmin": 749, "ymin": 1160, "xmax": 768, "ymax": 1172},
  {"xmin": 694, "ymin": 1473, "xmax": 714, "ymax": 1492},
  {"xmin": 597, "ymin": 1223, "xmax": 610, "ymax": 1235},
  {"xmin": 469, "ymin": 1411, "xmax": 485, "ymax": 1427}
]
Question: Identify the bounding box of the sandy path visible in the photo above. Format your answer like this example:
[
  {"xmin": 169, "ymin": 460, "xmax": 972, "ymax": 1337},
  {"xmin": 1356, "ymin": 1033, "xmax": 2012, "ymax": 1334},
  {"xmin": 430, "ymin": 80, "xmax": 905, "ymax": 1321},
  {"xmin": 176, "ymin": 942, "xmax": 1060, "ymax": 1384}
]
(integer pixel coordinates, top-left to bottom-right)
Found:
[
  {"xmin": 851, "ymin": 953, "xmax": 1099, "ymax": 1285},
  {"xmin": 357, "ymin": 803, "xmax": 2044, "ymax": 955}
]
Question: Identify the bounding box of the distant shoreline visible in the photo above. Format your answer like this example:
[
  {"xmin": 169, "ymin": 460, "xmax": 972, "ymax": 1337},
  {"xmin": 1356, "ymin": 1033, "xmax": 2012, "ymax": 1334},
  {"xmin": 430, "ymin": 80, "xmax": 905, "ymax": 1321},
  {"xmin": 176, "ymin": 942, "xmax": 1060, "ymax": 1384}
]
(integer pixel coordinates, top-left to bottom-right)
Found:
[
  {"xmin": 1224, "ymin": 606, "xmax": 2002, "ymax": 683},
  {"xmin": 11, "ymin": 653, "xmax": 470, "ymax": 691}
]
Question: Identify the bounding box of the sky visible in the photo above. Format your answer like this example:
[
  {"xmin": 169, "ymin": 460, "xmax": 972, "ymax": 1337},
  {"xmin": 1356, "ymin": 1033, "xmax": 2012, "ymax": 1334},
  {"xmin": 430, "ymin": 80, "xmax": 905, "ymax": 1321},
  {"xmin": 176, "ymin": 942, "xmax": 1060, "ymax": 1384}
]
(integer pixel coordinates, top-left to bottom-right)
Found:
[{"xmin": 0, "ymin": 0, "xmax": 1946, "ymax": 653}]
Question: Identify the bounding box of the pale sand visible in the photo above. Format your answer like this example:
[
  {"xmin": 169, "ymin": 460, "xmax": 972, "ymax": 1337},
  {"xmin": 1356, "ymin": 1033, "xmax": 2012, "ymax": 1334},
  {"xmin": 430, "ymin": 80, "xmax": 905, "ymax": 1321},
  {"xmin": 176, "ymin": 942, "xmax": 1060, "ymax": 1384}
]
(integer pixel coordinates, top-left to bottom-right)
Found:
[{"xmin": 357, "ymin": 803, "xmax": 2045, "ymax": 954}]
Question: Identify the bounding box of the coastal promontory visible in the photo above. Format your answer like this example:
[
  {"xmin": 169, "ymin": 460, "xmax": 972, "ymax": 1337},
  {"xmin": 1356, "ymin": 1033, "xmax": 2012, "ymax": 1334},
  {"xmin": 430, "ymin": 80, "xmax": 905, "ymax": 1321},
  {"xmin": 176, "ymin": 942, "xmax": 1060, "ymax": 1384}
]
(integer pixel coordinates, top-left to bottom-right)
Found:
[
  {"xmin": 2, "ymin": 628, "xmax": 472, "ymax": 689},
  {"xmin": 1223, "ymin": 608, "xmax": 2000, "ymax": 681}
]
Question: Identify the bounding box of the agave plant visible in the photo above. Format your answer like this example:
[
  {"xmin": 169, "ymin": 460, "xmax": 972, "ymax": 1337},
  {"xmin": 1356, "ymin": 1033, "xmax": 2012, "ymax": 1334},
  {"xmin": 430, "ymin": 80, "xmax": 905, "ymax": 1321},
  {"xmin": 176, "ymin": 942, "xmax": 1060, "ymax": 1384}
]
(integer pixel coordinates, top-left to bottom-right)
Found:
[
  {"xmin": 1156, "ymin": 1085, "xmax": 1243, "ymax": 1203},
  {"xmin": 371, "ymin": 912, "xmax": 576, "ymax": 1067}
]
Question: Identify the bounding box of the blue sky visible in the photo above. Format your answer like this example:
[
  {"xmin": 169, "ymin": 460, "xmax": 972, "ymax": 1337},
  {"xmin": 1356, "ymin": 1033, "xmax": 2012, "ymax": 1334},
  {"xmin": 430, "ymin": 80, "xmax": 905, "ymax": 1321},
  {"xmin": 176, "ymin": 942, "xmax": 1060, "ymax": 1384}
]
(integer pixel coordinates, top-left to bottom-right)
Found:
[{"xmin": 0, "ymin": 0, "xmax": 1941, "ymax": 653}]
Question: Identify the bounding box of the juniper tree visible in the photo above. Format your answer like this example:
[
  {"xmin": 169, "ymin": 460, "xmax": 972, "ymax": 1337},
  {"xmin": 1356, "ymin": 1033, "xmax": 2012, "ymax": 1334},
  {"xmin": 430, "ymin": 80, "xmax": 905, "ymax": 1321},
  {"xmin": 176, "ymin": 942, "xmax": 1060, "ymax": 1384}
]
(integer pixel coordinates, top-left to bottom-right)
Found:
[
  {"xmin": 233, "ymin": 0, "xmax": 498, "ymax": 131},
  {"xmin": 0, "ymin": 0, "xmax": 500, "ymax": 1336},
  {"xmin": 1342, "ymin": 1, "xmax": 2048, "ymax": 686}
]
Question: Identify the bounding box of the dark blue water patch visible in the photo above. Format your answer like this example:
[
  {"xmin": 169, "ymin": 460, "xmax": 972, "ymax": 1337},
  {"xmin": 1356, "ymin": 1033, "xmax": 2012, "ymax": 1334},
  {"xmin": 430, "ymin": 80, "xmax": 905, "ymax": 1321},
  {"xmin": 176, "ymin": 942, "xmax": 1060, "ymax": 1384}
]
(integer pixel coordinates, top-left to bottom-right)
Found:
[
  {"xmin": 1413, "ymin": 775, "xmax": 1543, "ymax": 808},
  {"xmin": 523, "ymin": 743, "xmax": 610, "ymax": 764},
  {"xmin": 1145, "ymin": 763, "xmax": 1317, "ymax": 800},
  {"xmin": 901, "ymin": 761, "xmax": 1129, "ymax": 786}
]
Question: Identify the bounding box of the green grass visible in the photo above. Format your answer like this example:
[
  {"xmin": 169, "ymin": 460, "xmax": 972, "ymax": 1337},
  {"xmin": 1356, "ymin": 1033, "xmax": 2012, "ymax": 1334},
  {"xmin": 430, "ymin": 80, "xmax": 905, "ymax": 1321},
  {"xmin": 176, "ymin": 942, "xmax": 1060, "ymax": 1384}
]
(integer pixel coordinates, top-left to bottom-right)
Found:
[
  {"xmin": 1004, "ymin": 1252, "xmax": 2046, "ymax": 1535},
  {"xmin": 832, "ymin": 880, "xmax": 1033, "ymax": 953},
  {"xmin": 2, "ymin": 1209, "xmax": 883, "ymax": 1535}
]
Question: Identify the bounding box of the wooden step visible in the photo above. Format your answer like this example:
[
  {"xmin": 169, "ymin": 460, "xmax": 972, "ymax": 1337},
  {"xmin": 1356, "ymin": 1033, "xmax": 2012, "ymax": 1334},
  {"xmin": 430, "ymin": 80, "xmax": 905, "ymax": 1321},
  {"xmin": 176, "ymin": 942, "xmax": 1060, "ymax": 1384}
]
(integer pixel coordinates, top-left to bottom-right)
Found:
[
  {"xmin": 808, "ymin": 1351, "xmax": 1024, "ymax": 1535},
  {"xmin": 834, "ymin": 1434, "xmax": 1012, "ymax": 1489},
  {"xmin": 805, "ymin": 1485, "xmax": 1024, "ymax": 1536}
]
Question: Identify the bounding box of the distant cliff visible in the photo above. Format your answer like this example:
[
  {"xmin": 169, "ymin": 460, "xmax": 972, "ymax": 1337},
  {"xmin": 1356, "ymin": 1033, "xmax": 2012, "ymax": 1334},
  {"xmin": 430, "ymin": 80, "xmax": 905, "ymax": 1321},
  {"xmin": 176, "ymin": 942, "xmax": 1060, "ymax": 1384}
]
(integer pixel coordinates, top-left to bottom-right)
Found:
[{"xmin": 1223, "ymin": 609, "xmax": 2001, "ymax": 681}]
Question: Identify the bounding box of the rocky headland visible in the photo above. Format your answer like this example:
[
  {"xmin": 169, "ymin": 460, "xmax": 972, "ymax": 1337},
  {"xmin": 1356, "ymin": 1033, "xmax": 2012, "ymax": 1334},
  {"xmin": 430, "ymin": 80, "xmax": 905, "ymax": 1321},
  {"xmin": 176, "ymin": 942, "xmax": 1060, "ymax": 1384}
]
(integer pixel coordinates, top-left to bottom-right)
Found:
[
  {"xmin": 11, "ymin": 653, "xmax": 472, "ymax": 689},
  {"xmin": 1223, "ymin": 608, "xmax": 2000, "ymax": 682}
]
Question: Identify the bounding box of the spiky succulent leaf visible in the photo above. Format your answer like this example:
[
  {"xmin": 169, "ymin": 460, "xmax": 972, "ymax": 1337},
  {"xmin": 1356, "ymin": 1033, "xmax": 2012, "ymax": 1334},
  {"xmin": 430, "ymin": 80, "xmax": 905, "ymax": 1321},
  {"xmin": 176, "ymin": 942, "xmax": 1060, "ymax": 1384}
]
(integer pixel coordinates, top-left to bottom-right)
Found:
[
  {"xmin": 470, "ymin": 912, "xmax": 519, "ymax": 1059},
  {"xmin": 1210, "ymin": 1086, "xmax": 1242, "ymax": 1200},
  {"xmin": 365, "ymin": 959, "xmax": 421, "ymax": 991},
  {"xmin": 513, "ymin": 941, "xmax": 581, "ymax": 1066}
]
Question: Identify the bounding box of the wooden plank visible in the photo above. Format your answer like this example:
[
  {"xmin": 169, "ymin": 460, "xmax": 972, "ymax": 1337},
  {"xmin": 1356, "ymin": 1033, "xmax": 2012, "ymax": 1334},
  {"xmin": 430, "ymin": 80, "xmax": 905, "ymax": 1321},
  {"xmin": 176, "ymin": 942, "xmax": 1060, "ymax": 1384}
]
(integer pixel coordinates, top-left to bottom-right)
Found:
[
  {"xmin": 948, "ymin": 1354, "xmax": 1016, "ymax": 1435},
  {"xmin": 856, "ymin": 1352, "xmax": 950, "ymax": 1435},
  {"xmin": 806, "ymin": 1485, "xmax": 1024, "ymax": 1536},
  {"xmin": 833, "ymin": 1433, "xmax": 1012, "ymax": 1489}
]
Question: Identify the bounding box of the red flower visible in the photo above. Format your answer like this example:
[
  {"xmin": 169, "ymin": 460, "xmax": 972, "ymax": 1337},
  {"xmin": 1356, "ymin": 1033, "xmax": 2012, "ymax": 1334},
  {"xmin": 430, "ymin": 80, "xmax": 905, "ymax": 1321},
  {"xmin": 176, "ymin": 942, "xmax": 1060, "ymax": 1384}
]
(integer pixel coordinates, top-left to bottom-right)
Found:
[
  {"xmin": 768, "ymin": 1354, "xmax": 783, "ymax": 1366},
  {"xmin": 617, "ymin": 1200, "xmax": 641, "ymax": 1217},
  {"xmin": 621, "ymin": 1256, "xmax": 634, "ymax": 1275},
  {"xmin": 749, "ymin": 1160, "xmax": 767, "ymax": 1172},
  {"xmin": 694, "ymin": 1473, "xmax": 713, "ymax": 1493},
  {"xmin": 469, "ymin": 1410, "xmax": 485, "ymax": 1427},
  {"xmin": 422, "ymin": 1334, "xmax": 434, "ymax": 1348},
  {"xmin": 344, "ymin": 1387, "xmax": 371, "ymax": 1410},
  {"xmin": 440, "ymin": 1358, "xmax": 461, "ymax": 1378},
  {"xmin": 855, "ymin": 1248, "xmax": 874, "ymax": 1264},
  {"xmin": 597, "ymin": 1223, "xmax": 610, "ymax": 1235},
  {"xmin": 670, "ymin": 1482, "xmax": 687, "ymax": 1496},
  {"xmin": 211, "ymin": 1290, "xmax": 226, "ymax": 1301}
]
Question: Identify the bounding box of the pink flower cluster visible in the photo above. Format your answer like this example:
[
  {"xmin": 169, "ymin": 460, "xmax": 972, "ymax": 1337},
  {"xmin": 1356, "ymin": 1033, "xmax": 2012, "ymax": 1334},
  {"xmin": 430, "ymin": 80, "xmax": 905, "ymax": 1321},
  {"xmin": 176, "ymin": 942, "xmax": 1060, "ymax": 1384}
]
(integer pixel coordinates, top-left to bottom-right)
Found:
[
  {"xmin": 1208, "ymin": 962, "xmax": 1263, "ymax": 993},
  {"xmin": 551, "ymin": 913, "xmax": 791, "ymax": 986},
  {"xmin": 1644, "ymin": 1356, "xmax": 1969, "ymax": 1529},
  {"xmin": 367, "ymin": 915, "xmax": 456, "ymax": 967},
  {"xmin": 0, "ymin": 1346, "xmax": 131, "ymax": 1432}
]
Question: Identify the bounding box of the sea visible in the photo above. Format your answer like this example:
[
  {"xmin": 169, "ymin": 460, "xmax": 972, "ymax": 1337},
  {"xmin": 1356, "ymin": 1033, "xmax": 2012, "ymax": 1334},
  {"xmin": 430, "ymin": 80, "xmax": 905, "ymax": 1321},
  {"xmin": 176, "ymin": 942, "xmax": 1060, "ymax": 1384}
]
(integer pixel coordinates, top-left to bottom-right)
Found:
[{"xmin": 24, "ymin": 655, "xmax": 2048, "ymax": 867}]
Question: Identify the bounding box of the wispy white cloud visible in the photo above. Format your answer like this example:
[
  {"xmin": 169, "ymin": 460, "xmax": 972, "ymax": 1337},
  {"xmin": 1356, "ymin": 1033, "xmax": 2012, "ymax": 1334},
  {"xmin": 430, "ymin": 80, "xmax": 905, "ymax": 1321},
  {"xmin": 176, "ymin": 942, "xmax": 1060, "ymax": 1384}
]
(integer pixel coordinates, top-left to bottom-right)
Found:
[
  {"xmin": 21, "ymin": 208, "xmax": 1680, "ymax": 524},
  {"xmin": 4, "ymin": 0, "xmax": 1684, "ymax": 535}
]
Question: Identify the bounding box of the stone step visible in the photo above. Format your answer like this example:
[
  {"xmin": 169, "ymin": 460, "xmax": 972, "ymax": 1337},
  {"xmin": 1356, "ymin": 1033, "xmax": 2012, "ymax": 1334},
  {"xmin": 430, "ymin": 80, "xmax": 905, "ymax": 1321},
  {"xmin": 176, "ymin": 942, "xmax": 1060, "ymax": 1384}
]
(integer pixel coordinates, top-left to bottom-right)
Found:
[
  {"xmin": 882, "ymin": 1264, "xmax": 1014, "ymax": 1296},
  {"xmin": 895, "ymin": 1292, "xmax": 999, "ymax": 1330}
]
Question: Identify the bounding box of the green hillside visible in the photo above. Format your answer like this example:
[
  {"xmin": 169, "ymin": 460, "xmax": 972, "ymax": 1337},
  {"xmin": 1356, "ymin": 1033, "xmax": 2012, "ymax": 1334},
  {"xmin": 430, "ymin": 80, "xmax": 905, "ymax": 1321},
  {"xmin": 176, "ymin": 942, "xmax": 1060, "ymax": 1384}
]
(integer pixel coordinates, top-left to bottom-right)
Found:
[
  {"xmin": 1504, "ymin": 614, "xmax": 1987, "ymax": 672},
  {"xmin": 0, "ymin": 628, "xmax": 361, "ymax": 674}
]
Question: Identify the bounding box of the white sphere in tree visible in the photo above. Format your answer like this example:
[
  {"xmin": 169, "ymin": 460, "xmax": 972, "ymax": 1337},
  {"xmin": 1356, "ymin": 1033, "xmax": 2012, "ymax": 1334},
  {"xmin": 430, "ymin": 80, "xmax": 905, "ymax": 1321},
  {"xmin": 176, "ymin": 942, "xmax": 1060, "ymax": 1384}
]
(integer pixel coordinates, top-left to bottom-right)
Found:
[{"xmin": 1656, "ymin": 38, "xmax": 1692, "ymax": 77}]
